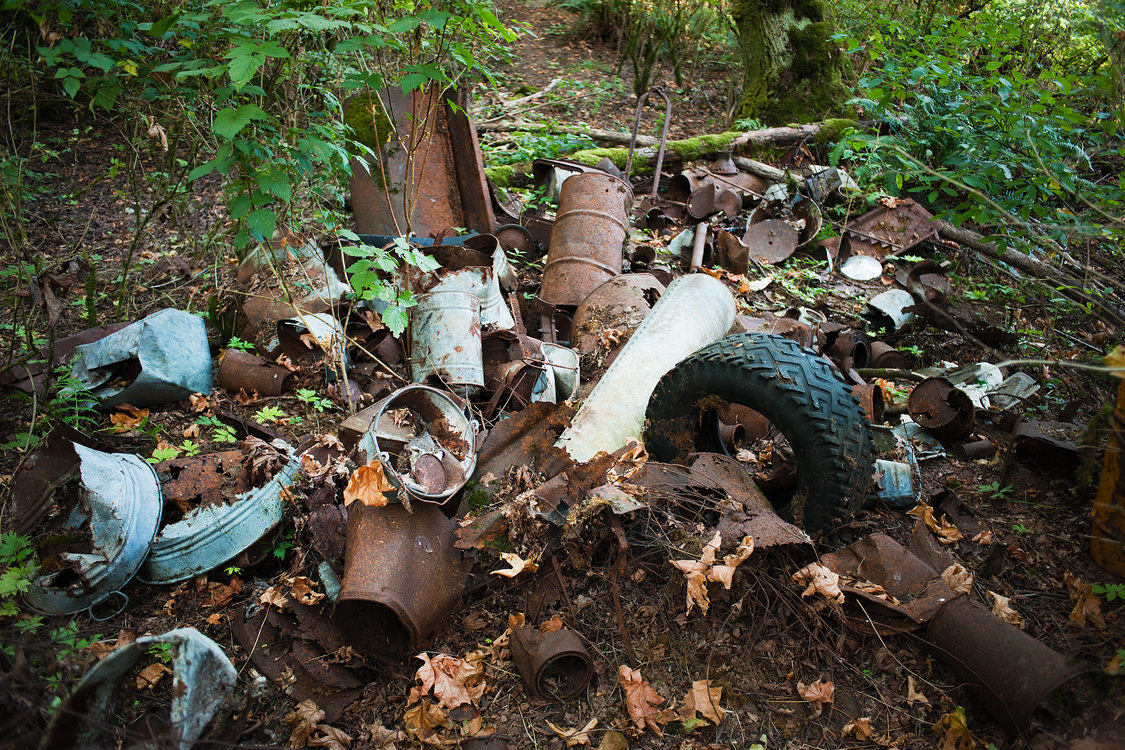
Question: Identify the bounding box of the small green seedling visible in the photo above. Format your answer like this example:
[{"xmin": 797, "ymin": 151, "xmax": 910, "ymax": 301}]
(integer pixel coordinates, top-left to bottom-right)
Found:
[
  {"xmin": 226, "ymin": 336, "xmax": 255, "ymax": 352},
  {"xmin": 147, "ymin": 642, "xmax": 173, "ymax": 663},
  {"xmin": 296, "ymin": 388, "xmax": 334, "ymax": 412},
  {"xmin": 148, "ymin": 446, "xmax": 180, "ymax": 463},
  {"xmin": 1091, "ymin": 583, "xmax": 1125, "ymax": 602},
  {"xmin": 224, "ymin": 565, "xmax": 242, "ymax": 576},
  {"xmin": 253, "ymin": 405, "xmax": 286, "ymax": 424},
  {"xmin": 180, "ymin": 440, "xmax": 200, "ymax": 457},
  {"xmin": 979, "ymin": 481, "xmax": 1013, "ymax": 500},
  {"xmin": 1011, "ymin": 523, "xmax": 1030, "ymax": 534},
  {"xmin": 196, "ymin": 415, "xmax": 238, "ymax": 443}
]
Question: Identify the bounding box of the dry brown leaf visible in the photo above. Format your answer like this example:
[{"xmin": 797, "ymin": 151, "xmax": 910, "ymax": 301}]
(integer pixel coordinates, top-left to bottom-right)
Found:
[
  {"xmin": 189, "ymin": 393, "xmax": 212, "ymax": 412},
  {"xmin": 407, "ymin": 652, "xmax": 485, "ymax": 710},
  {"xmin": 110, "ymin": 403, "xmax": 150, "ymax": 431},
  {"xmin": 906, "ymin": 675, "xmax": 929, "ymax": 705},
  {"xmin": 1105, "ymin": 344, "xmax": 1125, "ymax": 379},
  {"xmin": 988, "ymin": 591, "xmax": 1024, "ymax": 629},
  {"xmin": 401, "ymin": 699, "xmax": 453, "ymax": 746},
  {"xmin": 146, "ymin": 118, "xmax": 168, "ymax": 152},
  {"xmin": 206, "ymin": 613, "xmax": 223, "ymax": 626},
  {"xmin": 670, "ymin": 531, "xmax": 753, "ymax": 615},
  {"xmin": 1064, "ymin": 571, "xmax": 1105, "ymax": 628},
  {"xmin": 539, "ymin": 615, "xmax": 564, "ymax": 633},
  {"xmin": 363, "ymin": 309, "xmax": 385, "ymax": 332},
  {"xmin": 618, "ymin": 665, "xmax": 666, "ymax": 736},
  {"xmin": 135, "ymin": 662, "xmax": 172, "ymax": 690},
  {"xmin": 182, "ymin": 423, "xmax": 201, "ymax": 439},
  {"xmin": 941, "ymin": 563, "xmax": 974, "ymax": 594},
  {"xmin": 287, "ymin": 575, "xmax": 325, "ymax": 605},
  {"xmin": 284, "ymin": 699, "xmax": 326, "ymax": 748},
  {"xmin": 490, "ymin": 552, "xmax": 538, "ymax": 578},
  {"xmin": 368, "ymin": 723, "xmax": 407, "ymax": 750},
  {"xmin": 936, "ymin": 706, "xmax": 975, "ymax": 750},
  {"xmin": 796, "ymin": 678, "xmax": 834, "ymax": 716},
  {"xmin": 972, "ymin": 530, "xmax": 994, "ymax": 545},
  {"xmin": 679, "ymin": 680, "xmax": 725, "ymax": 724},
  {"xmin": 842, "ymin": 717, "xmax": 873, "ymax": 740},
  {"xmin": 792, "ymin": 563, "xmax": 845, "ymax": 604},
  {"xmin": 260, "ymin": 586, "xmax": 287, "ymax": 610},
  {"xmin": 546, "ymin": 718, "xmax": 598, "ymax": 747},
  {"xmin": 907, "ymin": 502, "xmax": 963, "ymax": 544},
  {"xmin": 234, "ymin": 387, "xmax": 260, "ymax": 405},
  {"xmin": 343, "ymin": 461, "xmax": 394, "ymax": 507},
  {"xmin": 308, "ymin": 725, "xmax": 352, "ymax": 750}
]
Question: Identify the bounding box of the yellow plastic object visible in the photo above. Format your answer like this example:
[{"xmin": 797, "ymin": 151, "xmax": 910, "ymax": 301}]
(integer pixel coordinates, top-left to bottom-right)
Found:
[{"xmin": 1092, "ymin": 379, "xmax": 1125, "ymax": 575}]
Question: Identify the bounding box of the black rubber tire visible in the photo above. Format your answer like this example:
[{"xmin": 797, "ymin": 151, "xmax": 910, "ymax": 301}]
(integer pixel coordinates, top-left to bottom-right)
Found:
[{"xmin": 643, "ymin": 332, "xmax": 873, "ymax": 532}]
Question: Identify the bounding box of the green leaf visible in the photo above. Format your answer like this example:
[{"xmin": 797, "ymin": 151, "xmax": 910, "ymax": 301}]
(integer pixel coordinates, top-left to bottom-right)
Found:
[
  {"xmin": 212, "ymin": 104, "xmax": 269, "ymax": 140},
  {"xmin": 382, "ymin": 305, "xmax": 408, "ymax": 336},
  {"xmin": 400, "ymin": 72, "xmax": 427, "ymax": 92},
  {"xmin": 148, "ymin": 13, "xmax": 180, "ymax": 37},
  {"xmin": 246, "ymin": 208, "xmax": 276, "ymax": 241}
]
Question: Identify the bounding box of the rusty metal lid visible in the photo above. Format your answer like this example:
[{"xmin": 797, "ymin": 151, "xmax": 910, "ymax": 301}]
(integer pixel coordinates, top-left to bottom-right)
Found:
[{"xmin": 742, "ymin": 219, "xmax": 799, "ymax": 265}]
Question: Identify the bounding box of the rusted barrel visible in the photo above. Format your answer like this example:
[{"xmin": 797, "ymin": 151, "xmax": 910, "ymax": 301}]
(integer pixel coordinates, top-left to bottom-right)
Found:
[
  {"xmin": 410, "ymin": 289, "xmax": 484, "ymax": 395},
  {"xmin": 334, "ymin": 502, "xmax": 470, "ymax": 655},
  {"xmin": 1092, "ymin": 379, "xmax": 1125, "ymax": 574},
  {"xmin": 539, "ymin": 173, "xmax": 631, "ymax": 306}
]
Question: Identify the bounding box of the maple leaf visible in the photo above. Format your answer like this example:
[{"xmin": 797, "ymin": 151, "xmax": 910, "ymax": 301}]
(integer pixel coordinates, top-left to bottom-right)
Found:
[
  {"xmin": 906, "ymin": 675, "xmax": 930, "ymax": 705},
  {"xmin": 284, "ymin": 700, "xmax": 326, "ymax": 748},
  {"xmin": 260, "ymin": 586, "xmax": 287, "ymax": 610},
  {"xmin": 307, "ymin": 725, "xmax": 351, "ymax": 750},
  {"xmin": 189, "ymin": 393, "xmax": 212, "ymax": 412},
  {"xmin": 678, "ymin": 680, "xmax": 725, "ymax": 724},
  {"xmin": 1063, "ymin": 571, "xmax": 1105, "ymax": 628},
  {"xmin": 110, "ymin": 403, "xmax": 150, "ymax": 431},
  {"xmin": 368, "ymin": 723, "xmax": 407, "ymax": 750},
  {"xmin": 670, "ymin": 532, "xmax": 754, "ymax": 615},
  {"xmin": 287, "ymin": 575, "xmax": 325, "ymax": 605},
  {"xmin": 988, "ymin": 591, "xmax": 1024, "ymax": 629},
  {"xmin": 407, "ymin": 652, "xmax": 485, "ymax": 710},
  {"xmin": 935, "ymin": 706, "xmax": 975, "ymax": 750},
  {"xmin": 842, "ymin": 717, "xmax": 873, "ymax": 740},
  {"xmin": 343, "ymin": 460, "xmax": 394, "ymax": 507},
  {"xmin": 618, "ymin": 665, "xmax": 667, "ymax": 736},
  {"xmin": 941, "ymin": 563, "xmax": 974, "ymax": 594},
  {"xmin": 792, "ymin": 563, "xmax": 845, "ymax": 604},
  {"xmin": 796, "ymin": 678, "xmax": 834, "ymax": 716},
  {"xmin": 546, "ymin": 718, "xmax": 598, "ymax": 748},
  {"xmin": 490, "ymin": 552, "xmax": 538, "ymax": 578},
  {"xmin": 401, "ymin": 699, "xmax": 453, "ymax": 746},
  {"xmin": 135, "ymin": 662, "xmax": 172, "ymax": 690},
  {"xmin": 907, "ymin": 502, "xmax": 963, "ymax": 544}
]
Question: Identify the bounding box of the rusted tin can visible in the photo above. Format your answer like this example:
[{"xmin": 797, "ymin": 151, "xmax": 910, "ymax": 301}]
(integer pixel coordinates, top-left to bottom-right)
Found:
[
  {"xmin": 869, "ymin": 341, "xmax": 911, "ymax": 369},
  {"xmin": 851, "ymin": 383, "xmax": 885, "ymax": 425},
  {"xmin": 216, "ymin": 349, "xmax": 293, "ymax": 396},
  {"xmin": 1092, "ymin": 379, "xmax": 1125, "ymax": 575},
  {"xmin": 540, "ymin": 173, "xmax": 631, "ymax": 306},
  {"xmin": 510, "ymin": 626, "xmax": 594, "ymax": 701},
  {"xmin": 907, "ymin": 377, "xmax": 975, "ymax": 441},
  {"xmin": 926, "ymin": 596, "xmax": 1087, "ymax": 735},
  {"xmin": 334, "ymin": 502, "xmax": 470, "ymax": 656},
  {"xmin": 410, "ymin": 289, "xmax": 484, "ymax": 395}
]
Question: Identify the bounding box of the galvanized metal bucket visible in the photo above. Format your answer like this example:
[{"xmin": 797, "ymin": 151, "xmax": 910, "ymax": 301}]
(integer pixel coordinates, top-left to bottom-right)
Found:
[
  {"xmin": 410, "ymin": 289, "xmax": 484, "ymax": 395},
  {"xmin": 540, "ymin": 172, "xmax": 632, "ymax": 306}
]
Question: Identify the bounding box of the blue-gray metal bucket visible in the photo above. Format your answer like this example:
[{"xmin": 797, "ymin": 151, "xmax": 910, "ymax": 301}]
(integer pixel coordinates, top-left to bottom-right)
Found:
[{"xmin": 410, "ymin": 289, "xmax": 484, "ymax": 395}]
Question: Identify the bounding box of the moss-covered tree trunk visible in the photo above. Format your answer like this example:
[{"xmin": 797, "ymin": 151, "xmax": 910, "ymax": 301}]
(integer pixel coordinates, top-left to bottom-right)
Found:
[{"xmin": 730, "ymin": 0, "xmax": 848, "ymax": 125}]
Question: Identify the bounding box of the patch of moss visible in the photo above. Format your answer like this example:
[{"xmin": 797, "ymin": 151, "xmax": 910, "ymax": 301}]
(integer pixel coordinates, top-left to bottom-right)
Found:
[
  {"xmin": 484, "ymin": 164, "xmax": 516, "ymax": 189},
  {"xmin": 568, "ymin": 147, "xmax": 653, "ymax": 175},
  {"xmin": 789, "ymin": 21, "xmax": 836, "ymax": 79},
  {"xmin": 667, "ymin": 131, "xmax": 741, "ymax": 161},
  {"xmin": 342, "ymin": 92, "xmax": 393, "ymax": 152},
  {"xmin": 812, "ymin": 118, "xmax": 858, "ymax": 144}
]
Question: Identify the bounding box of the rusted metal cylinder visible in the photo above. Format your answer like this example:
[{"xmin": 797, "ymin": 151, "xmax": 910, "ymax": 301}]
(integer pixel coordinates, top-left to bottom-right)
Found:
[
  {"xmin": 409, "ymin": 289, "xmax": 484, "ymax": 395},
  {"xmin": 952, "ymin": 439, "xmax": 997, "ymax": 461},
  {"xmin": 717, "ymin": 419, "xmax": 747, "ymax": 453},
  {"xmin": 851, "ymin": 383, "xmax": 885, "ymax": 425},
  {"xmin": 926, "ymin": 596, "xmax": 1087, "ymax": 735},
  {"xmin": 540, "ymin": 173, "xmax": 631, "ymax": 306},
  {"xmin": 216, "ymin": 350, "xmax": 293, "ymax": 396},
  {"xmin": 829, "ymin": 330, "xmax": 871, "ymax": 371},
  {"xmin": 334, "ymin": 502, "xmax": 470, "ymax": 655},
  {"xmin": 510, "ymin": 626, "xmax": 594, "ymax": 701},
  {"xmin": 907, "ymin": 377, "xmax": 975, "ymax": 441},
  {"xmin": 1092, "ymin": 379, "xmax": 1125, "ymax": 574},
  {"xmin": 869, "ymin": 341, "xmax": 911, "ymax": 369}
]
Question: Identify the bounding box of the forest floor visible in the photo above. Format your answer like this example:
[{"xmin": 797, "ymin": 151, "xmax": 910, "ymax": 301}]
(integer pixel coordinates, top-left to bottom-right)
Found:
[{"xmin": 1, "ymin": 1, "xmax": 1124, "ymax": 749}]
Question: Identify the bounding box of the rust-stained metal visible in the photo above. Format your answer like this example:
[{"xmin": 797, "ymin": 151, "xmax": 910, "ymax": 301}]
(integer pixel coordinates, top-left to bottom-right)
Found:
[
  {"xmin": 2, "ymin": 323, "xmax": 128, "ymax": 395},
  {"xmin": 571, "ymin": 274, "xmax": 664, "ymax": 356},
  {"xmin": 926, "ymin": 595, "xmax": 1088, "ymax": 735},
  {"xmin": 1013, "ymin": 420, "xmax": 1082, "ymax": 476},
  {"xmin": 625, "ymin": 86, "xmax": 672, "ymax": 197},
  {"xmin": 828, "ymin": 330, "xmax": 871, "ymax": 372},
  {"xmin": 747, "ymin": 196, "xmax": 822, "ymax": 246},
  {"xmin": 232, "ymin": 591, "xmax": 363, "ymax": 719},
  {"xmin": 334, "ymin": 502, "xmax": 470, "ymax": 655},
  {"xmin": 9, "ymin": 426, "xmax": 84, "ymax": 534},
  {"xmin": 717, "ymin": 420, "xmax": 747, "ymax": 453},
  {"xmin": 903, "ymin": 259, "xmax": 951, "ymax": 303},
  {"xmin": 510, "ymin": 625, "xmax": 593, "ymax": 701},
  {"xmin": 495, "ymin": 224, "xmax": 536, "ymax": 259},
  {"xmin": 843, "ymin": 198, "xmax": 937, "ymax": 258},
  {"xmin": 1092, "ymin": 380, "xmax": 1125, "ymax": 574},
  {"xmin": 851, "ymin": 383, "xmax": 885, "ymax": 424},
  {"xmin": 471, "ymin": 402, "xmax": 575, "ymax": 489},
  {"xmin": 157, "ymin": 450, "xmax": 248, "ymax": 510},
  {"xmin": 869, "ymin": 341, "xmax": 911, "ymax": 369},
  {"xmin": 742, "ymin": 219, "xmax": 799, "ymax": 265},
  {"xmin": 410, "ymin": 289, "xmax": 484, "ymax": 394},
  {"xmin": 953, "ymin": 438, "xmax": 997, "ymax": 461},
  {"xmin": 769, "ymin": 317, "xmax": 819, "ymax": 351},
  {"xmin": 349, "ymin": 86, "xmax": 495, "ymax": 237},
  {"xmin": 713, "ymin": 231, "xmax": 750, "ymax": 275},
  {"xmin": 540, "ymin": 173, "xmax": 632, "ymax": 306},
  {"xmin": 907, "ymin": 377, "xmax": 975, "ymax": 441},
  {"xmin": 216, "ymin": 349, "xmax": 293, "ymax": 396},
  {"xmin": 821, "ymin": 533, "xmax": 956, "ymax": 635}
]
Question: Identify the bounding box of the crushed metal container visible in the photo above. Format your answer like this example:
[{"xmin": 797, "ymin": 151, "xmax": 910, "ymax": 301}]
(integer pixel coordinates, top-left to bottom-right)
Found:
[
  {"xmin": 69, "ymin": 308, "xmax": 212, "ymax": 408},
  {"xmin": 24, "ymin": 443, "xmax": 162, "ymax": 616},
  {"xmin": 141, "ymin": 452, "xmax": 301, "ymax": 584},
  {"xmin": 539, "ymin": 172, "xmax": 632, "ymax": 306},
  {"xmin": 42, "ymin": 627, "xmax": 236, "ymax": 750},
  {"xmin": 334, "ymin": 502, "xmax": 470, "ymax": 655}
]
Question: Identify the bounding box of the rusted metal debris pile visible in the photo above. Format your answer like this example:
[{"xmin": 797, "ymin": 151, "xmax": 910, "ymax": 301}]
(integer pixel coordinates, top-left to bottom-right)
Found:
[{"xmin": 9, "ymin": 86, "xmax": 1121, "ymax": 747}]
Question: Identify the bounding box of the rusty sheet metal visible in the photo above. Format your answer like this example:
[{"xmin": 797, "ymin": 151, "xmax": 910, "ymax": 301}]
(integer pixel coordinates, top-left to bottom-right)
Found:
[
  {"xmin": 216, "ymin": 349, "xmax": 293, "ymax": 396},
  {"xmin": 539, "ymin": 172, "xmax": 632, "ymax": 306},
  {"xmin": 843, "ymin": 198, "xmax": 937, "ymax": 258},
  {"xmin": 1013, "ymin": 420, "xmax": 1083, "ymax": 474},
  {"xmin": 525, "ymin": 449, "xmax": 622, "ymax": 525},
  {"xmin": 9, "ymin": 426, "xmax": 85, "ymax": 534},
  {"xmin": 43, "ymin": 627, "xmax": 235, "ymax": 750},
  {"xmin": 907, "ymin": 377, "xmax": 975, "ymax": 441},
  {"xmin": 742, "ymin": 219, "xmax": 799, "ymax": 265},
  {"xmin": 570, "ymin": 274, "xmax": 665, "ymax": 357},
  {"xmin": 349, "ymin": 86, "xmax": 495, "ymax": 237},
  {"xmin": 1092, "ymin": 380, "xmax": 1125, "ymax": 575},
  {"xmin": 926, "ymin": 596, "xmax": 1088, "ymax": 736},
  {"xmin": 157, "ymin": 450, "xmax": 248, "ymax": 510},
  {"xmin": 471, "ymin": 402, "xmax": 575, "ymax": 486},
  {"xmin": 70, "ymin": 308, "xmax": 212, "ymax": 408},
  {"xmin": 410, "ymin": 289, "xmax": 484, "ymax": 394},
  {"xmin": 334, "ymin": 502, "xmax": 470, "ymax": 655},
  {"xmin": 821, "ymin": 533, "xmax": 956, "ymax": 635},
  {"xmin": 828, "ymin": 330, "xmax": 871, "ymax": 372},
  {"xmin": 2, "ymin": 323, "xmax": 128, "ymax": 395},
  {"xmin": 232, "ymin": 591, "xmax": 363, "ymax": 720},
  {"xmin": 495, "ymin": 224, "xmax": 536, "ymax": 259},
  {"xmin": 851, "ymin": 383, "xmax": 885, "ymax": 424},
  {"xmin": 714, "ymin": 230, "xmax": 750, "ymax": 275},
  {"xmin": 25, "ymin": 444, "xmax": 162, "ymax": 616},
  {"xmin": 510, "ymin": 625, "xmax": 593, "ymax": 701}
]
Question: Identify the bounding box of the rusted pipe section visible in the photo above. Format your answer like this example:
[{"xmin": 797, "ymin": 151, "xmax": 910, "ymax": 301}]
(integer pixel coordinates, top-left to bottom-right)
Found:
[
  {"xmin": 510, "ymin": 626, "xmax": 593, "ymax": 701},
  {"xmin": 216, "ymin": 349, "xmax": 293, "ymax": 396},
  {"xmin": 690, "ymin": 222, "xmax": 708, "ymax": 270},
  {"xmin": 334, "ymin": 502, "xmax": 470, "ymax": 656}
]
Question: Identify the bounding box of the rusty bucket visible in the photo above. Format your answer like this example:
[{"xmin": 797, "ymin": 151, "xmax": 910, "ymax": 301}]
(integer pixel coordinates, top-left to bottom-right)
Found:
[
  {"xmin": 334, "ymin": 502, "xmax": 470, "ymax": 656},
  {"xmin": 410, "ymin": 289, "xmax": 484, "ymax": 395},
  {"xmin": 540, "ymin": 173, "xmax": 632, "ymax": 306}
]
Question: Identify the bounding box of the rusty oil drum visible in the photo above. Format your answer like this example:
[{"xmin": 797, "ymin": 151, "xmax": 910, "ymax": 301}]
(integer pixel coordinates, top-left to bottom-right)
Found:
[{"xmin": 539, "ymin": 172, "xmax": 632, "ymax": 306}]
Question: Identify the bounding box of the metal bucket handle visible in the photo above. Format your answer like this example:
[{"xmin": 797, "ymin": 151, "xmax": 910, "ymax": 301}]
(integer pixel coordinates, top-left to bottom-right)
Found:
[
  {"xmin": 625, "ymin": 86, "xmax": 672, "ymax": 198},
  {"xmin": 88, "ymin": 590, "xmax": 129, "ymax": 621}
]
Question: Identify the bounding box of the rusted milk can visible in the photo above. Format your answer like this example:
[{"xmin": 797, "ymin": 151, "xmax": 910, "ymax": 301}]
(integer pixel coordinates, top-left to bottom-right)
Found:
[{"xmin": 539, "ymin": 172, "xmax": 632, "ymax": 306}]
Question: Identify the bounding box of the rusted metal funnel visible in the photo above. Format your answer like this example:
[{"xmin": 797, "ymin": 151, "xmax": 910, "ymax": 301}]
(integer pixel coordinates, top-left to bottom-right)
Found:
[
  {"xmin": 926, "ymin": 596, "xmax": 1088, "ymax": 735},
  {"xmin": 510, "ymin": 626, "xmax": 594, "ymax": 701},
  {"xmin": 539, "ymin": 172, "xmax": 632, "ymax": 306},
  {"xmin": 334, "ymin": 502, "xmax": 470, "ymax": 656}
]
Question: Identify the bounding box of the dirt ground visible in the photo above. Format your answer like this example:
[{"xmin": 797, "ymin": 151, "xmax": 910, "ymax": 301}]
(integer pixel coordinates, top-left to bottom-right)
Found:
[{"xmin": 1, "ymin": 1, "xmax": 1124, "ymax": 749}]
